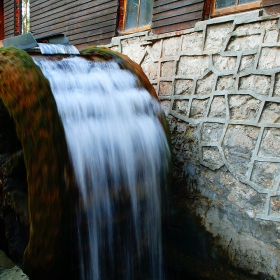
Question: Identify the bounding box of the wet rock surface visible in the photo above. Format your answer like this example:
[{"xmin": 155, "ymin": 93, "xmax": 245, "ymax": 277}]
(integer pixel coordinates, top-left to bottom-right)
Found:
[{"xmin": 0, "ymin": 250, "xmax": 29, "ymax": 279}]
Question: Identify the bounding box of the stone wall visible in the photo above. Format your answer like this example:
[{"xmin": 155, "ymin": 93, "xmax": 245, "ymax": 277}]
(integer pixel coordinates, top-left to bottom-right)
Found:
[{"xmin": 107, "ymin": 10, "xmax": 280, "ymax": 279}]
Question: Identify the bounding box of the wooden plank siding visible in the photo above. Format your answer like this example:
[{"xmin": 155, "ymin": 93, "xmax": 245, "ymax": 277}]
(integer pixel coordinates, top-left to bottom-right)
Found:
[
  {"xmin": 152, "ymin": 0, "xmax": 205, "ymax": 34},
  {"xmin": 261, "ymin": 0, "xmax": 280, "ymax": 14},
  {"xmin": 30, "ymin": 0, "xmax": 119, "ymax": 48},
  {"xmin": 0, "ymin": 0, "xmax": 3, "ymax": 40},
  {"xmin": 4, "ymin": 0, "xmax": 14, "ymax": 38}
]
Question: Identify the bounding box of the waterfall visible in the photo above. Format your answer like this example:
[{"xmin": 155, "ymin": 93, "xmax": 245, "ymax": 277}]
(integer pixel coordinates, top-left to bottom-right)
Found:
[
  {"xmin": 38, "ymin": 43, "xmax": 80, "ymax": 55},
  {"xmin": 33, "ymin": 55, "xmax": 170, "ymax": 280}
]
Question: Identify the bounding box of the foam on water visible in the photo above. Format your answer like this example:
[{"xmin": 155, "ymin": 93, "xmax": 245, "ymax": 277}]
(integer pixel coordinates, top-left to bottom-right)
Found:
[
  {"xmin": 33, "ymin": 56, "xmax": 170, "ymax": 280},
  {"xmin": 38, "ymin": 43, "xmax": 80, "ymax": 55}
]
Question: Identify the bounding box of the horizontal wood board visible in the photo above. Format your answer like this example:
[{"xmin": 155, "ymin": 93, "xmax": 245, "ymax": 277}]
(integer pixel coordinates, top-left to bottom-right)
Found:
[
  {"xmin": 4, "ymin": 0, "xmax": 14, "ymax": 38},
  {"xmin": 30, "ymin": 0, "xmax": 119, "ymax": 48},
  {"xmin": 152, "ymin": 0, "xmax": 204, "ymax": 34}
]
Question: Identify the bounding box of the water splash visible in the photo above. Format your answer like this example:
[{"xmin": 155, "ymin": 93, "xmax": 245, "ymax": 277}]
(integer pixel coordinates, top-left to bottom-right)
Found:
[
  {"xmin": 34, "ymin": 56, "xmax": 170, "ymax": 280},
  {"xmin": 38, "ymin": 43, "xmax": 80, "ymax": 55}
]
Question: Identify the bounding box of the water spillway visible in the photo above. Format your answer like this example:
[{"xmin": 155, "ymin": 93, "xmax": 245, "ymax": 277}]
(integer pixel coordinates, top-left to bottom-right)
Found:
[{"xmin": 0, "ymin": 45, "xmax": 171, "ymax": 279}]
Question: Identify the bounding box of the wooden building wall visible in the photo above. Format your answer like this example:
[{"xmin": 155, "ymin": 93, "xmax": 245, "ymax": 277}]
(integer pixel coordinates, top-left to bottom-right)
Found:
[
  {"xmin": 152, "ymin": 0, "xmax": 205, "ymax": 34},
  {"xmin": 30, "ymin": 0, "xmax": 119, "ymax": 48},
  {"xmin": 262, "ymin": 0, "xmax": 280, "ymax": 14},
  {"xmin": 4, "ymin": 0, "xmax": 15, "ymax": 38},
  {"xmin": 0, "ymin": 0, "xmax": 4, "ymax": 40}
]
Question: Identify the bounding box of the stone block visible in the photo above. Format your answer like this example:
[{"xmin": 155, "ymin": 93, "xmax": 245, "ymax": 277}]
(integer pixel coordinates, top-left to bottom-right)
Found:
[
  {"xmin": 239, "ymin": 74, "xmax": 270, "ymax": 96},
  {"xmin": 162, "ymin": 37, "xmax": 181, "ymax": 57},
  {"xmin": 273, "ymin": 72, "xmax": 280, "ymax": 97},
  {"xmin": 234, "ymin": 22, "xmax": 261, "ymax": 34},
  {"xmin": 150, "ymin": 40, "xmax": 161, "ymax": 60},
  {"xmin": 204, "ymin": 22, "xmax": 232, "ymax": 52},
  {"xmin": 227, "ymin": 181, "xmax": 259, "ymax": 210},
  {"xmin": 223, "ymin": 125, "xmax": 260, "ymax": 177},
  {"xmin": 182, "ymin": 32, "xmax": 203, "ymax": 52},
  {"xmin": 259, "ymin": 128, "xmax": 280, "ymax": 158},
  {"xmin": 121, "ymin": 37, "xmax": 146, "ymax": 64},
  {"xmin": 140, "ymin": 54, "xmax": 158, "ymax": 80},
  {"xmin": 260, "ymin": 102, "xmax": 280, "ymax": 123},
  {"xmin": 177, "ymin": 56, "xmax": 209, "ymax": 77},
  {"xmin": 213, "ymin": 55, "xmax": 237, "ymax": 72},
  {"xmin": 159, "ymin": 81, "xmax": 172, "ymax": 96},
  {"xmin": 251, "ymin": 161, "xmax": 280, "ymax": 190},
  {"xmin": 270, "ymin": 196, "xmax": 280, "ymax": 217},
  {"xmin": 234, "ymin": 20, "xmax": 277, "ymax": 36},
  {"xmin": 189, "ymin": 98, "xmax": 209, "ymax": 119},
  {"xmin": 227, "ymin": 35, "xmax": 261, "ymax": 52},
  {"xmin": 264, "ymin": 30, "xmax": 279, "ymax": 43},
  {"xmin": 260, "ymin": 20, "xmax": 278, "ymax": 30},
  {"xmin": 229, "ymin": 94, "xmax": 261, "ymax": 121},
  {"xmin": 258, "ymin": 47, "xmax": 280, "ymax": 70},
  {"xmin": 239, "ymin": 55, "xmax": 255, "ymax": 73},
  {"xmin": 216, "ymin": 75, "xmax": 235, "ymax": 91},
  {"xmin": 160, "ymin": 100, "xmax": 171, "ymax": 116},
  {"xmin": 161, "ymin": 61, "xmax": 175, "ymax": 77},
  {"xmin": 110, "ymin": 46, "xmax": 119, "ymax": 52},
  {"xmin": 208, "ymin": 96, "xmax": 226, "ymax": 118},
  {"xmin": 202, "ymin": 146, "xmax": 224, "ymax": 168},
  {"xmin": 174, "ymin": 79, "xmax": 193, "ymax": 95},
  {"xmin": 172, "ymin": 99, "xmax": 189, "ymax": 115},
  {"xmin": 196, "ymin": 72, "xmax": 216, "ymax": 95},
  {"xmin": 201, "ymin": 122, "xmax": 224, "ymax": 142}
]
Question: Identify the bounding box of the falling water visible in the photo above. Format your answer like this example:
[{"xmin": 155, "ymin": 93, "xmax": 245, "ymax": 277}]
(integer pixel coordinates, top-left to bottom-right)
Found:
[
  {"xmin": 33, "ymin": 55, "xmax": 170, "ymax": 280},
  {"xmin": 38, "ymin": 43, "xmax": 80, "ymax": 55}
]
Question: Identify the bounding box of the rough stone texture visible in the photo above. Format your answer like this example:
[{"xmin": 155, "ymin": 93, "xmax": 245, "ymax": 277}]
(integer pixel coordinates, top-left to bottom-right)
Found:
[
  {"xmin": 204, "ymin": 22, "xmax": 233, "ymax": 52},
  {"xmin": 174, "ymin": 79, "xmax": 193, "ymax": 95},
  {"xmin": 227, "ymin": 35, "xmax": 262, "ymax": 52},
  {"xmin": 239, "ymin": 74, "xmax": 271, "ymax": 96},
  {"xmin": 223, "ymin": 125, "xmax": 260, "ymax": 178},
  {"xmin": 182, "ymin": 32, "xmax": 203, "ymax": 52},
  {"xmin": 260, "ymin": 102, "xmax": 280, "ymax": 123},
  {"xmin": 251, "ymin": 161, "xmax": 280, "ymax": 190},
  {"xmin": 229, "ymin": 94, "xmax": 261, "ymax": 121},
  {"xmin": 140, "ymin": 53, "xmax": 158, "ymax": 80},
  {"xmin": 213, "ymin": 55, "xmax": 237, "ymax": 72},
  {"xmin": 162, "ymin": 37, "xmax": 181, "ymax": 57},
  {"xmin": 239, "ymin": 55, "xmax": 255, "ymax": 73},
  {"xmin": 159, "ymin": 81, "xmax": 172, "ymax": 96},
  {"xmin": 108, "ymin": 11, "xmax": 280, "ymax": 279},
  {"xmin": 0, "ymin": 250, "xmax": 29, "ymax": 279},
  {"xmin": 208, "ymin": 96, "xmax": 226, "ymax": 118},
  {"xmin": 161, "ymin": 61, "xmax": 175, "ymax": 77},
  {"xmin": 189, "ymin": 98, "xmax": 210, "ymax": 119},
  {"xmin": 172, "ymin": 100, "xmax": 189, "ymax": 116},
  {"xmin": 259, "ymin": 47, "xmax": 280, "ymax": 70},
  {"xmin": 274, "ymin": 73, "xmax": 280, "ymax": 97},
  {"xmin": 177, "ymin": 56, "xmax": 209, "ymax": 76},
  {"xmin": 202, "ymin": 146, "xmax": 224, "ymax": 168},
  {"xmin": 196, "ymin": 72, "xmax": 216, "ymax": 95},
  {"xmin": 259, "ymin": 128, "xmax": 280, "ymax": 157},
  {"xmin": 121, "ymin": 36, "xmax": 146, "ymax": 64},
  {"xmin": 216, "ymin": 75, "xmax": 235, "ymax": 91},
  {"xmin": 201, "ymin": 122, "xmax": 224, "ymax": 142}
]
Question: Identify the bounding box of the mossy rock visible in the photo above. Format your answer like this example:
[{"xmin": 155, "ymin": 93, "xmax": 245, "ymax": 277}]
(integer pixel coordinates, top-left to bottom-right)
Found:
[{"xmin": 0, "ymin": 47, "xmax": 76, "ymax": 279}]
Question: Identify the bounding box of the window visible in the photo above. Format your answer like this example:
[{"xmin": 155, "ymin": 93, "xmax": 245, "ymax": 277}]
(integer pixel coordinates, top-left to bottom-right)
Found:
[
  {"xmin": 118, "ymin": 0, "xmax": 154, "ymax": 34},
  {"xmin": 21, "ymin": 0, "xmax": 30, "ymax": 34},
  {"xmin": 212, "ymin": 0, "xmax": 261, "ymax": 16}
]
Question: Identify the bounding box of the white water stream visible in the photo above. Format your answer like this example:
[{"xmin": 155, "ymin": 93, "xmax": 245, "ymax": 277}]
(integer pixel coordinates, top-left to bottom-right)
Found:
[{"xmin": 33, "ymin": 55, "xmax": 170, "ymax": 280}]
